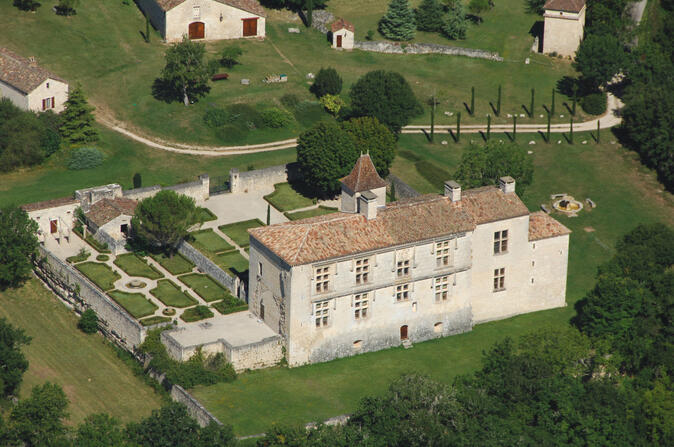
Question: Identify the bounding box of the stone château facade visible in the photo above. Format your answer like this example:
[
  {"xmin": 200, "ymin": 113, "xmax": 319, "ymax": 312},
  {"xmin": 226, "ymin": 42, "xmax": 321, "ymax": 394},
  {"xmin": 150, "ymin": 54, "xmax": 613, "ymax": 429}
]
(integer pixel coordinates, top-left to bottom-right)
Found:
[
  {"xmin": 542, "ymin": 0, "xmax": 587, "ymax": 57},
  {"xmin": 248, "ymin": 155, "xmax": 571, "ymax": 366}
]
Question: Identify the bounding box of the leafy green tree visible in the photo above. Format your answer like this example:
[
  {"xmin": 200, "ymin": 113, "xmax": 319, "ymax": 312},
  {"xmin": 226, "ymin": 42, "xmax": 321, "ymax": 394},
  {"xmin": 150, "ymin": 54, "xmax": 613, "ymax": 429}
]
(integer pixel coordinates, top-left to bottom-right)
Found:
[
  {"xmin": 441, "ymin": 1, "xmax": 467, "ymax": 40},
  {"xmin": 349, "ymin": 70, "xmax": 423, "ymax": 133},
  {"xmin": 0, "ymin": 111, "xmax": 48, "ymax": 171},
  {"xmin": 342, "ymin": 116, "xmax": 396, "ymax": 177},
  {"xmin": 296, "ymin": 120, "xmax": 358, "ymax": 196},
  {"xmin": 73, "ymin": 414, "xmax": 126, "ymax": 447},
  {"xmin": 13, "ymin": 0, "xmax": 41, "ymax": 12},
  {"xmin": 415, "ymin": 0, "xmax": 445, "ymax": 32},
  {"xmin": 196, "ymin": 423, "xmax": 237, "ymax": 447},
  {"xmin": 287, "ymin": 0, "xmax": 330, "ymax": 27},
  {"xmin": 158, "ymin": 36, "xmax": 214, "ymax": 106},
  {"xmin": 0, "ymin": 318, "xmax": 31, "ymax": 397},
  {"xmin": 318, "ymin": 94, "xmax": 345, "ymax": 116},
  {"xmin": 77, "ymin": 309, "xmax": 99, "ymax": 334},
  {"xmin": 220, "ymin": 46, "xmax": 243, "ymax": 68},
  {"xmin": 379, "ymin": 0, "xmax": 417, "ymax": 41},
  {"xmin": 59, "ymin": 86, "xmax": 98, "ymax": 145},
  {"xmin": 454, "ymin": 141, "xmax": 534, "ymax": 195},
  {"xmin": 131, "ymin": 190, "xmax": 198, "ymax": 252},
  {"xmin": 9, "ymin": 382, "xmax": 69, "ymax": 447},
  {"xmin": 309, "ymin": 67, "xmax": 342, "ymax": 98},
  {"xmin": 0, "ymin": 206, "xmax": 39, "ymax": 290},
  {"xmin": 573, "ymin": 33, "xmax": 628, "ymax": 91},
  {"xmin": 55, "ymin": 0, "xmax": 78, "ymax": 16}
]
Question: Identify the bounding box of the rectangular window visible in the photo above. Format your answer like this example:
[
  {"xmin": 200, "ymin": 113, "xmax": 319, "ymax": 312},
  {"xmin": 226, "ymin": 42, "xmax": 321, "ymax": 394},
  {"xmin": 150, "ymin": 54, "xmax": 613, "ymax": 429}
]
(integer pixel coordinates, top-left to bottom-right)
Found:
[
  {"xmin": 42, "ymin": 97, "xmax": 53, "ymax": 110},
  {"xmin": 355, "ymin": 258, "xmax": 370, "ymax": 284},
  {"xmin": 354, "ymin": 293, "xmax": 369, "ymax": 320},
  {"xmin": 314, "ymin": 266, "xmax": 330, "ymax": 294},
  {"xmin": 436, "ymin": 240, "xmax": 451, "ymax": 267},
  {"xmin": 396, "ymin": 259, "xmax": 410, "ymax": 277},
  {"xmin": 493, "ymin": 268, "xmax": 505, "ymax": 291},
  {"xmin": 493, "ymin": 230, "xmax": 508, "ymax": 254},
  {"xmin": 193, "ymin": 5, "xmax": 200, "ymax": 19},
  {"xmin": 395, "ymin": 283, "xmax": 410, "ymax": 302},
  {"xmin": 435, "ymin": 276, "xmax": 449, "ymax": 302},
  {"xmin": 314, "ymin": 301, "xmax": 330, "ymax": 327},
  {"xmin": 258, "ymin": 262, "xmax": 263, "ymax": 277}
]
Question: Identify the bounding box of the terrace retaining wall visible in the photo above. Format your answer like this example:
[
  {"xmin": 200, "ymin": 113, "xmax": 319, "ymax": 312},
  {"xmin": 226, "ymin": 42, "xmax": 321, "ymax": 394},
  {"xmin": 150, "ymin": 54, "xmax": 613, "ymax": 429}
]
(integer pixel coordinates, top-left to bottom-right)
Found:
[
  {"xmin": 353, "ymin": 41, "xmax": 503, "ymax": 61},
  {"xmin": 124, "ymin": 174, "xmax": 210, "ymax": 204},
  {"xmin": 171, "ymin": 384, "xmax": 223, "ymax": 427},
  {"xmin": 387, "ymin": 174, "xmax": 420, "ymax": 199},
  {"xmin": 229, "ymin": 163, "xmax": 301, "ymax": 193},
  {"xmin": 34, "ymin": 246, "xmax": 145, "ymax": 349}
]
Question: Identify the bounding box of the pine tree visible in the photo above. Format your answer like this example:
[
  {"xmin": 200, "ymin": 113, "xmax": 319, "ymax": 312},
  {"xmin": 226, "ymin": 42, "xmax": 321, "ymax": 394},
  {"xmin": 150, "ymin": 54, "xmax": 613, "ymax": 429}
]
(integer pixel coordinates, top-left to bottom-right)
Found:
[
  {"xmin": 379, "ymin": 0, "xmax": 416, "ymax": 41},
  {"xmin": 441, "ymin": 1, "xmax": 467, "ymax": 40},
  {"xmin": 59, "ymin": 86, "xmax": 98, "ymax": 145},
  {"xmin": 415, "ymin": 0, "xmax": 444, "ymax": 33}
]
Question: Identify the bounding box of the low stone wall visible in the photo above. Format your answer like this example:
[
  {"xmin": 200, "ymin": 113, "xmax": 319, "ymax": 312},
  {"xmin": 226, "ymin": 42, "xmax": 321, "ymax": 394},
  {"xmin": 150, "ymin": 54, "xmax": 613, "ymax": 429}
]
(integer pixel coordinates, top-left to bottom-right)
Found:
[
  {"xmin": 177, "ymin": 240, "xmax": 244, "ymax": 300},
  {"xmin": 228, "ymin": 336, "xmax": 283, "ymax": 371},
  {"xmin": 34, "ymin": 246, "xmax": 145, "ymax": 349},
  {"xmin": 124, "ymin": 174, "xmax": 209, "ymax": 204},
  {"xmin": 388, "ymin": 174, "xmax": 420, "ymax": 199},
  {"xmin": 354, "ymin": 41, "xmax": 503, "ymax": 61},
  {"xmin": 170, "ymin": 385, "xmax": 222, "ymax": 428},
  {"xmin": 230, "ymin": 163, "xmax": 301, "ymax": 194}
]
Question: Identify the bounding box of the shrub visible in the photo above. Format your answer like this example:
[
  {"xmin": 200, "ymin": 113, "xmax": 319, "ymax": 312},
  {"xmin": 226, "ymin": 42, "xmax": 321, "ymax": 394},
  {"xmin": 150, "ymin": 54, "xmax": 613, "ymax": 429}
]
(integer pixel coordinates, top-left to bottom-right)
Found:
[
  {"xmin": 67, "ymin": 147, "xmax": 104, "ymax": 170},
  {"xmin": 261, "ymin": 107, "xmax": 293, "ymax": 128},
  {"xmin": 442, "ymin": 2, "xmax": 467, "ymax": 40},
  {"xmin": 319, "ymin": 94, "xmax": 345, "ymax": 116},
  {"xmin": 78, "ymin": 309, "xmax": 98, "ymax": 334},
  {"xmin": 96, "ymin": 254, "xmax": 109, "ymax": 261},
  {"xmin": 580, "ymin": 92, "xmax": 607, "ymax": 115},
  {"xmin": 181, "ymin": 305, "xmax": 214, "ymax": 322},
  {"xmin": 203, "ymin": 108, "xmax": 229, "ymax": 128},
  {"xmin": 280, "ymin": 93, "xmax": 300, "ymax": 109},
  {"xmin": 310, "ymin": 68, "xmax": 343, "ymax": 98},
  {"xmin": 220, "ymin": 46, "xmax": 243, "ymax": 68},
  {"xmin": 366, "ymin": 30, "xmax": 375, "ymax": 40}
]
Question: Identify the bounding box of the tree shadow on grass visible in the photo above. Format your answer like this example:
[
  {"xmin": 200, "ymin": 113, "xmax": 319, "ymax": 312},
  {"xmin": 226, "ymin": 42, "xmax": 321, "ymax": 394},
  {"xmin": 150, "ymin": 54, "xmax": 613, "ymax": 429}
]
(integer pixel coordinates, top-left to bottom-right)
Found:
[{"xmin": 151, "ymin": 78, "xmax": 179, "ymax": 104}]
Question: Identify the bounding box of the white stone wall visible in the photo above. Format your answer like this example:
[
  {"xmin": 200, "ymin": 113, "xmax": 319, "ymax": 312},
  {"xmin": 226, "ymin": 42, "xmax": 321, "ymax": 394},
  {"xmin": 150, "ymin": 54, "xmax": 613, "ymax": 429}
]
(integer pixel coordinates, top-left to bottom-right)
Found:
[
  {"xmin": 165, "ymin": 0, "xmax": 265, "ymax": 42},
  {"xmin": 27, "ymin": 79, "xmax": 69, "ymax": 113},
  {"xmin": 332, "ymin": 28, "xmax": 354, "ymax": 50},
  {"xmin": 95, "ymin": 215, "xmax": 132, "ymax": 255},
  {"xmin": 543, "ymin": 7, "xmax": 586, "ymax": 57},
  {"xmin": 528, "ymin": 234, "xmax": 569, "ymax": 312},
  {"xmin": 228, "ymin": 337, "xmax": 283, "ymax": 371},
  {"xmin": 340, "ymin": 185, "xmax": 386, "ymax": 213},
  {"xmin": 248, "ymin": 239, "xmax": 288, "ymax": 336},
  {"xmin": 0, "ymin": 81, "xmax": 29, "ymax": 110}
]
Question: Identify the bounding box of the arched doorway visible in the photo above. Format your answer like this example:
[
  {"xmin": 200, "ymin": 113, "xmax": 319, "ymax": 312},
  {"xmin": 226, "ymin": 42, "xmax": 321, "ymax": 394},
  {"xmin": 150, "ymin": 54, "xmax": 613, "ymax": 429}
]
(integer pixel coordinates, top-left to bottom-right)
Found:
[
  {"xmin": 400, "ymin": 325, "xmax": 408, "ymax": 340},
  {"xmin": 189, "ymin": 22, "xmax": 205, "ymax": 39}
]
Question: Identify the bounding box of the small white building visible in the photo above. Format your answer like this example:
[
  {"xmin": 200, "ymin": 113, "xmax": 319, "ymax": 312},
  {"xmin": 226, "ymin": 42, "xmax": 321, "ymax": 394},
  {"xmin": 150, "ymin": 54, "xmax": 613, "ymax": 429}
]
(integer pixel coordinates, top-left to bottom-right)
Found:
[
  {"xmin": 22, "ymin": 197, "xmax": 79, "ymax": 246},
  {"xmin": 84, "ymin": 197, "xmax": 139, "ymax": 255},
  {"xmin": 0, "ymin": 48, "xmax": 69, "ymax": 113},
  {"xmin": 248, "ymin": 155, "xmax": 571, "ymax": 367},
  {"xmin": 137, "ymin": 0, "xmax": 266, "ymax": 43},
  {"xmin": 542, "ymin": 0, "xmax": 587, "ymax": 57},
  {"xmin": 331, "ymin": 18, "xmax": 355, "ymax": 50}
]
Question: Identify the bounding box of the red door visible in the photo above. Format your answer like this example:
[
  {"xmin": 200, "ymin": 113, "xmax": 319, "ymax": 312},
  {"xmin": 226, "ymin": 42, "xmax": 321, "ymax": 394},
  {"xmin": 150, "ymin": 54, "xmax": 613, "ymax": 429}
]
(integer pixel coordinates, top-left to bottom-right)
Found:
[
  {"xmin": 400, "ymin": 325, "xmax": 408, "ymax": 340},
  {"xmin": 189, "ymin": 22, "xmax": 205, "ymax": 39},
  {"xmin": 337, "ymin": 35, "xmax": 342, "ymax": 48},
  {"xmin": 50, "ymin": 219, "xmax": 58, "ymax": 234},
  {"xmin": 242, "ymin": 18, "xmax": 257, "ymax": 37}
]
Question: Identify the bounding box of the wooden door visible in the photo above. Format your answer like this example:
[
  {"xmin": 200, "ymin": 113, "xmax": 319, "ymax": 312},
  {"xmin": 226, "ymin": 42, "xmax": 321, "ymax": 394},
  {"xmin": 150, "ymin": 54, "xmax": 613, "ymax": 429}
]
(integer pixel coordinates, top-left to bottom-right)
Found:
[
  {"xmin": 242, "ymin": 18, "xmax": 257, "ymax": 37},
  {"xmin": 50, "ymin": 219, "xmax": 58, "ymax": 234},
  {"xmin": 400, "ymin": 325, "xmax": 408, "ymax": 340},
  {"xmin": 189, "ymin": 22, "xmax": 205, "ymax": 39},
  {"xmin": 336, "ymin": 34, "xmax": 342, "ymax": 48}
]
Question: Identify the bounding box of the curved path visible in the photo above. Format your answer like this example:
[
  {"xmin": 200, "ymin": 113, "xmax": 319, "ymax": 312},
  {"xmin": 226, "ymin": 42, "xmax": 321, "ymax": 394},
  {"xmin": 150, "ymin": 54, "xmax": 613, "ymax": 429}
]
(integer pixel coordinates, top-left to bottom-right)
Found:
[{"xmin": 98, "ymin": 94, "xmax": 622, "ymax": 157}]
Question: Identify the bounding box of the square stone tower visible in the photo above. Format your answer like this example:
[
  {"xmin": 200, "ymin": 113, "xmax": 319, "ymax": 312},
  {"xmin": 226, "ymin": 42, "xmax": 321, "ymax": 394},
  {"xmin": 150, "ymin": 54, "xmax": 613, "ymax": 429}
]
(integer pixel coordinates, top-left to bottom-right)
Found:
[{"xmin": 542, "ymin": 0, "xmax": 587, "ymax": 57}]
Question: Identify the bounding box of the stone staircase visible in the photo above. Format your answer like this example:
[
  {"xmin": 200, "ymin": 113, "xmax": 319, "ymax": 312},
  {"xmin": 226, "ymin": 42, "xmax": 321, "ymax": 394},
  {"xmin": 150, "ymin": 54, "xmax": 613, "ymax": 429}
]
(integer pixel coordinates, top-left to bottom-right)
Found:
[{"xmin": 402, "ymin": 339, "xmax": 413, "ymax": 349}]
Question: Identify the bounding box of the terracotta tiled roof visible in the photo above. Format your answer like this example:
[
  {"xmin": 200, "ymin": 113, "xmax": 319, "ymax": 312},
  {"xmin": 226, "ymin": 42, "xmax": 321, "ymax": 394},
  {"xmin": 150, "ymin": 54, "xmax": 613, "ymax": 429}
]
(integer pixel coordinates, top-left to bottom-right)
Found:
[
  {"xmin": 85, "ymin": 198, "xmax": 137, "ymax": 228},
  {"xmin": 544, "ymin": 0, "xmax": 586, "ymax": 12},
  {"xmin": 461, "ymin": 185, "xmax": 530, "ymax": 224},
  {"xmin": 21, "ymin": 196, "xmax": 78, "ymax": 212},
  {"xmin": 528, "ymin": 211, "xmax": 571, "ymax": 241},
  {"xmin": 331, "ymin": 18, "xmax": 355, "ymax": 33},
  {"xmin": 340, "ymin": 154, "xmax": 388, "ymax": 193},
  {"xmin": 155, "ymin": 0, "xmax": 266, "ymax": 16},
  {"xmin": 0, "ymin": 48, "xmax": 66, "ymax": 94}
]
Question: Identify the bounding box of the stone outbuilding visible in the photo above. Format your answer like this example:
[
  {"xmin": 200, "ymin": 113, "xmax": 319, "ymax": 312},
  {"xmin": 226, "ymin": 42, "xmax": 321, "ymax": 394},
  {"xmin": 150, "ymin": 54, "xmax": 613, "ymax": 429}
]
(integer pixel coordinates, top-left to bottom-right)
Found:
[
  {"xmin": 0, "ymin": 47, "xmax": 69, "ymax": 113},
  {"xmin": 331, "ymin": 18, "xmax": 354, "ymax": 50},
  {"xmin": 137, "ymin": 0, "xmax": 266, "ymax": 43},
  {"xmin": 84, "ymin": 197, "xmax": 138, "ymax": 255},
  {"xmin": 542, "ymin": 0, "xmax": 586, "ymax": 57}
]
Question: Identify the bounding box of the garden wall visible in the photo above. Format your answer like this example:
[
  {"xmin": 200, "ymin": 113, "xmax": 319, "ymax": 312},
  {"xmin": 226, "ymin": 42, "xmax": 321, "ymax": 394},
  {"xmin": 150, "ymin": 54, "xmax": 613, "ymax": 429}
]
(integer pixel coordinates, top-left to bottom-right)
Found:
[
  {"xmin": 388, "ymin": 174, "xmax": 420, "ymax": 199},
  {"xmin": 177, "ymin": 240, "xmax": 246, "ymax": 300},
  {"xmin": 170, "ymin": 385, "xmax": 223, "ymax": 427},
  {"xmin": 124, "ymin": 174, "xmax": 210, "ymax": 204},
  {"xmin": 34, "ymin": 246, "xmax": 145, "ymax": 349},
  {"xmin": 229, "ymin": 163, "xmax": 301, "ymax": 193},
  {"xmin": 353, "ymin": 41, "xmax": 503, "ymax": 61}
]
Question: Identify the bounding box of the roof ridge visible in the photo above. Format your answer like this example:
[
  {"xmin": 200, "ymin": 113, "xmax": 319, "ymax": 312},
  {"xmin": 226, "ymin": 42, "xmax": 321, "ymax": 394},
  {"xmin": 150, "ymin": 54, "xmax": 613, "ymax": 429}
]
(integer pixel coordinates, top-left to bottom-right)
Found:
[{"xmin": 291, "ymin": 226, "xmax": 312, "ymax": 264}]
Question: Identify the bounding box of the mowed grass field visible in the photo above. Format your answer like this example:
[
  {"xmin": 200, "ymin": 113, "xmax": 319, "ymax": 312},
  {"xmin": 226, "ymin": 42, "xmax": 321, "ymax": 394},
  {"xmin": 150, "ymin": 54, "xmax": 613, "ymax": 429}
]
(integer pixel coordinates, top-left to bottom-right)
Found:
[
  {"xmin": 0, "ymin": 279, "xmax": 163, "ymax": 424},
  {"xmin": 191, "ymin": 132, "xmax": 674, "ymax": 435},
  {"xmin": 0, "ymin": 1, "xmax": 579, "ymax": 147}
]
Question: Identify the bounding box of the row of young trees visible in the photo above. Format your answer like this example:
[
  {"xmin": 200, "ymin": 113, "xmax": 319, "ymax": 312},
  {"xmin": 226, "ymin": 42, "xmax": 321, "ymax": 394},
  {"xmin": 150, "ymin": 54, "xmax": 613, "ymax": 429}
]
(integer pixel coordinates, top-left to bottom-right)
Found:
[{"xmin": 14, "ymin": 0, "xmax": 79, "ymax": 15}]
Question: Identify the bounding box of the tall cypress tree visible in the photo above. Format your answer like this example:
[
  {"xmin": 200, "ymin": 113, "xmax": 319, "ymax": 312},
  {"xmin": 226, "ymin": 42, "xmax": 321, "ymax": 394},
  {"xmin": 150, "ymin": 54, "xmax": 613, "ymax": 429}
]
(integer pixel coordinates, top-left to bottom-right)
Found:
[
  {"xmin": 379, "ymin": 0, "xmax": 416, "ymax": 41},
  {"xmin": 59, "ymin": 86, "xmax": 98, "ymax": 145},
  {"xmin": 415, "ymin": 0, "xmax": 444, "ymax": 32}
]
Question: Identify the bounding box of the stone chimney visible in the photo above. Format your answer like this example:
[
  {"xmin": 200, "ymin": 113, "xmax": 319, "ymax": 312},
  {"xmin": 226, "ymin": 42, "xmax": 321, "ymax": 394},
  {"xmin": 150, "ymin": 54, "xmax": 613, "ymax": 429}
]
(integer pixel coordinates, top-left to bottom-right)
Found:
[
  {"xmin": 444, "ymin": 181, "xmax": 461, "ymax": 202},
  {"xmin": 358, "ymin": 190, "xmax": 378, "ymax": 220},
  {"xmin": 499, "ymin": 176, "xmax": 516, "ymax": 194}
]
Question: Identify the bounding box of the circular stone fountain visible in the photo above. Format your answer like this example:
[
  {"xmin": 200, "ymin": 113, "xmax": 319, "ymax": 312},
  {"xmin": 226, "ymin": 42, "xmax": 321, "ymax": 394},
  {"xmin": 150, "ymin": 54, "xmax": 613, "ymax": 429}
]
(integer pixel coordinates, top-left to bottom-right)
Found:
[
  {"xmin": 126, "ymin": 279, "xmax": 147, "ymax": 289},
  {"xmin": 553, "ymin": 196, "xmax": 584, "ymax": 214}
]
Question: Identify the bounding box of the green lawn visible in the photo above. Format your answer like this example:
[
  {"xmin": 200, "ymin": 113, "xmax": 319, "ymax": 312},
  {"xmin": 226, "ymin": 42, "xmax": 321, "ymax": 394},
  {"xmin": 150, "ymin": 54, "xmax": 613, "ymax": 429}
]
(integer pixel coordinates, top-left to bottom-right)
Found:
[
  {"xmin": 150, "ymin": 252, "xmax": 195, "ymax": 275},
  {"xmin": 285, "ymin": 206, "xmax": 338, "ymax": 221},
  {"xmin": 215, "ymin": 250, "xmax": 249, "ymax": 278},
  {"xmin": 139, "ymin": 315, "xmax": 173, "ymax": 327},
  {"xmin": 192, "ymin": 133, "xmax": 674, "ymax": 436},
  {"xmin": 113, "ymin": 253, "xmax": 163, "ymax": 279},
  {"xmin": 181, "ymin": 305, "xmax": 215, "ymax": 323},
  {"xmin": 264, "ymin": 182, "xmax": 315, "ymax": 212},
  {"xmin": 178, "ymin": 274, "xmax": 229, "ymax": 302},
  {"xmin": 219, "ymin": 219, "xmax": 264, "ymax": 248},
  {"xmin": 107, "ymin": 291, "xmax": 158, "ymax": 319},
  {"xmin": 195, "ymin": 207, "xmax": 218, "ymax": 223},
  {"xmin": 212, "ymin": 297, "xmax": 248, "ymax": 316},
  {"xmin": 150, "ymin": 279, "xmax": 198, "ymax": 308},
  {"xmin": 66, "ymin": 250, "xmax": 91, "ymax": 264},
  {"xmin": 75, "ymin": 262, "xmax": 121, "ymax": 292},
  {"xmin": 190, "ymin": 229, "xmax": 234, "ymax": 254},
  {"xmin": 0, "ymin": 279, "xmax": 162, "ymax": 424}
]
